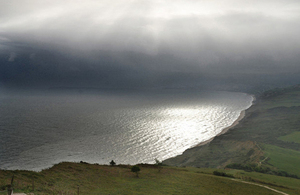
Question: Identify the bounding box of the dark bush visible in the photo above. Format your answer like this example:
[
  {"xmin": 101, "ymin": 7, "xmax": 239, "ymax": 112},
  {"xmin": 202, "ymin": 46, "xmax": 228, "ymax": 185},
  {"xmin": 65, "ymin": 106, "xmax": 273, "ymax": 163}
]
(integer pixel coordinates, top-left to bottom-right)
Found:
[
  {"xmin": 225, "ymin": 163, "xmax": 299, "ymax": 179},
  {"xmin": 131, "ymin": 165, "xmax": 141, "ymax": 177},
  {"xmin": 213, "ymin": 170, "xmax": 234, "ymax": 178}
]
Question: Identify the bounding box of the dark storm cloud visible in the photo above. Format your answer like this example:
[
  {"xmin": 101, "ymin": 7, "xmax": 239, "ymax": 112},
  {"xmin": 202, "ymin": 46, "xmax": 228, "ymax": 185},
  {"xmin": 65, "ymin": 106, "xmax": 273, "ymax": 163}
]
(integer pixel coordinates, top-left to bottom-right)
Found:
[{"xmin": 1, "ymin": 0, "xmax": 300, "ymax": 91}]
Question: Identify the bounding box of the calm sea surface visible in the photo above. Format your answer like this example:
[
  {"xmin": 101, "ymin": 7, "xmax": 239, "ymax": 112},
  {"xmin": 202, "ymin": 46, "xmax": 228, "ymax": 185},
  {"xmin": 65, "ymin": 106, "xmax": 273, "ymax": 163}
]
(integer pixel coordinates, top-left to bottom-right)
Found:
[{"xmin": 0, "ymin": 90, "xmax": 253, "ymax": 171}]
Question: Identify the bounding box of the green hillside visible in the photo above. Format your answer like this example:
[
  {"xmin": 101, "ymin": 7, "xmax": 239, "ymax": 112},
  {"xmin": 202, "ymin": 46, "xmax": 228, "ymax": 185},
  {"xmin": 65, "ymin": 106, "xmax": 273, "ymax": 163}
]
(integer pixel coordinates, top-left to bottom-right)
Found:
[
  {"xmin": 164, "ymin": 85, "xmax": 300, "ymax": 179},
  {"xmin": 1, "ymin": 162, "xmax": 300, "ymax": 195}
]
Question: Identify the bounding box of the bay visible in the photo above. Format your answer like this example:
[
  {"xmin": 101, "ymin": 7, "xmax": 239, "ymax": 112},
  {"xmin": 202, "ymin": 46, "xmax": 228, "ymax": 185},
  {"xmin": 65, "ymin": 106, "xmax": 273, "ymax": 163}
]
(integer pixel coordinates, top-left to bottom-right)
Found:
[{"xmin": 0, "ymin": 90, "xmax": 253, "ymax": 171}]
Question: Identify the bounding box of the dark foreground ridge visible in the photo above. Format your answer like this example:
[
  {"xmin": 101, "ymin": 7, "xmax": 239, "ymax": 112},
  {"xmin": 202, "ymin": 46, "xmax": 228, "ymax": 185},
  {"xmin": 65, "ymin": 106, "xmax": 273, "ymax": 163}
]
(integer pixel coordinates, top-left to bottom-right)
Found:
[
  {"xmin": 163, "ymin": 85, "xmax": 300, "ymax": 179},
  {"xmin": 1, "ymin": 162, "xmax": 299, "ymax": 194}
]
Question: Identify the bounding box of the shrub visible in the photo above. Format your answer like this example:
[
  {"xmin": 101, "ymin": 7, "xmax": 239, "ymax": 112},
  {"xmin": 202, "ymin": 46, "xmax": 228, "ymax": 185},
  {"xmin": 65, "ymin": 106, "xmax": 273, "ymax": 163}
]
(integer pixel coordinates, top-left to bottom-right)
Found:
[
  {"xmin": 109, "ymin": 160, "xmax": 116, "ymax": 166},
  {"xmin": 131, "ymin": 165, "xmax": 141, "ymax": 177},
  {"xmin": 213, "ymin": 170, "xmax": 234, "ymax": 178},
  {"xmin": 225, "ymin": 163, "xmax": 299, "ymax": 179}
]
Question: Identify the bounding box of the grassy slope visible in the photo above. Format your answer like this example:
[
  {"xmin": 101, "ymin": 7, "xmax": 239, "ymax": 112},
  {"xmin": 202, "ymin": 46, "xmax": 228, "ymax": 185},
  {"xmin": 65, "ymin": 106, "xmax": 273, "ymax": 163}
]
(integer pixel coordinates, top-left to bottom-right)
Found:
[
  {"xmin": 1, "ymin": 162, "xmax": 299, "ymax": 195},
  {"xmin": 163, "ymin": 85, "xmax": 300, "ymax": 177},
  {"xmin": 263, "ymin": 145, "xmax": 300, "ymax": 175},
  {"xmin": 279, "ymin": 131, "xmax": 300, "ymax": 144}
]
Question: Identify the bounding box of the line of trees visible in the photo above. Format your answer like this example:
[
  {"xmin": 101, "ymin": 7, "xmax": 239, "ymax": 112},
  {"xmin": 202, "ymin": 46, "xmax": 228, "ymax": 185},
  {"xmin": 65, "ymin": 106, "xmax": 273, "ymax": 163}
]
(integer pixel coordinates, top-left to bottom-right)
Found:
[{"xmin": 226, "ymin": 163, "xmax": 299, "ymax": 179}]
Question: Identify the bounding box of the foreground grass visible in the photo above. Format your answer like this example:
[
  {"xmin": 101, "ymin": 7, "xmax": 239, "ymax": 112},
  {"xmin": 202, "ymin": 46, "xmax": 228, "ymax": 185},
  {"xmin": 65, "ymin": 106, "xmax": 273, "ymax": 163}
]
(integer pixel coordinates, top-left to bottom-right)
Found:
[{"xmin": 1, "ymin": 162, "xmax": 299, "ymax": 195}]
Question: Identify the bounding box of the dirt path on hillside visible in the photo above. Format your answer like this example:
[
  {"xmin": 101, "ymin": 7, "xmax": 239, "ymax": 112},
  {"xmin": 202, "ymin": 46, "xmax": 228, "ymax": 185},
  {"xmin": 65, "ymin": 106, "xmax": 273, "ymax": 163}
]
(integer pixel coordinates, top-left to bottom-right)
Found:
[{"xmin": 231, "ymin": 179, "xmax": 289, "ymax": 195}]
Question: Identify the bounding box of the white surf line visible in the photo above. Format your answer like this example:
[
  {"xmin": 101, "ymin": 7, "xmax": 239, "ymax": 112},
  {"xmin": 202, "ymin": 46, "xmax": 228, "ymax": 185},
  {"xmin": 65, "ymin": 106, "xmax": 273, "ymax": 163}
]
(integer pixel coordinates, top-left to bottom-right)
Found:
[{"xmin": 231, "ymin": 179, "xmax": 289, "ymax": 195}]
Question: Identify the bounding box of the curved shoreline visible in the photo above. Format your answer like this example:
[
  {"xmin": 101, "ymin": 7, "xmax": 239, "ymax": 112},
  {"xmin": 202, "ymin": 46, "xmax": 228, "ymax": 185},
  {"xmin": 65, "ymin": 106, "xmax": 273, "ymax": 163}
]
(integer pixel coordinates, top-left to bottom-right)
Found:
[
  {"xmin": 194, "ymin": 94, "xmax": 255, "ymax": 148},
  {"xmin": 194, "ymin": 110, "xmax": 246, "ymax": 147}
]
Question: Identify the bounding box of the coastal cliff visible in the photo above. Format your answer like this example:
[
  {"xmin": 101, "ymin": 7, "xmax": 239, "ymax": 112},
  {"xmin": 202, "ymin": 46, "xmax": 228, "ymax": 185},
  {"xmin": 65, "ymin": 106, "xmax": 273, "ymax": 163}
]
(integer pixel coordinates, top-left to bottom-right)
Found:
[
  {"xmin": 163, "ymin": 86, "xmax": 300, "ymax": 177},
  {"xmin": 163, "ymin": 104, "xmax": 263, "ymax": 168}
]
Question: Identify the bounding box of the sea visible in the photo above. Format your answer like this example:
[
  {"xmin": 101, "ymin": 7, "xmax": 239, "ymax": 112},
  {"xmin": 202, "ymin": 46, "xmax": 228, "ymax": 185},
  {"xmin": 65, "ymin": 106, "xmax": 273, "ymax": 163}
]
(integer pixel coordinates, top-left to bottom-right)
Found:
[{"xmin": 0, "ymin": 90, "xmax": 253, "ymax": 171}]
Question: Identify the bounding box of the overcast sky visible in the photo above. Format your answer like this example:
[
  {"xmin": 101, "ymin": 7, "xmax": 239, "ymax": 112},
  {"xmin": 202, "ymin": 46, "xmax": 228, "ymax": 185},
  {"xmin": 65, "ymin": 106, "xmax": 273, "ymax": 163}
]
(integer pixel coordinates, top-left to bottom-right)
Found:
[{"xmin": 1, "ymin": 0, "xmax": 300, "ymax": 91}]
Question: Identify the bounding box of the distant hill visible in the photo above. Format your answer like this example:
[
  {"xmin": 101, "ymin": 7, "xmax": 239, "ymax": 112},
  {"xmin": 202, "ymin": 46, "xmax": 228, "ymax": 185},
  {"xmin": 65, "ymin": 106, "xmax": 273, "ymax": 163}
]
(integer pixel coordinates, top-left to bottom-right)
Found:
[{"xmin": 163, "ymin": 85, "xmax": 300, "ymax": 178}]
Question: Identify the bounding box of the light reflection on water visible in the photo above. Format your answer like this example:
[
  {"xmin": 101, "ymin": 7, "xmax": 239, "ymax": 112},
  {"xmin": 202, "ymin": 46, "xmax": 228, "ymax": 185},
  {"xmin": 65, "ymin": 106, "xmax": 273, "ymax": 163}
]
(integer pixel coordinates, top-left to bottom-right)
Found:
[{"xmin": 0, "ymin": 91, "xmax": 253, "ymax": 171}]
